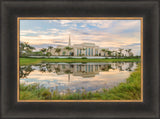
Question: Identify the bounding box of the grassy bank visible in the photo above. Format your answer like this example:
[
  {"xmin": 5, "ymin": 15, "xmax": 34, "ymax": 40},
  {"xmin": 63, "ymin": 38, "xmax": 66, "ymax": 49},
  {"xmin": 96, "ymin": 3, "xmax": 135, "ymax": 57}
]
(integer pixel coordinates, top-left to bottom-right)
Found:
[
  {"xmin": 19, "ymin": 64, "xmax": 141, "ymax": 100},
  {"xmin": 20, "ymin": 58, "xmax": 140, "ymax": 65}
]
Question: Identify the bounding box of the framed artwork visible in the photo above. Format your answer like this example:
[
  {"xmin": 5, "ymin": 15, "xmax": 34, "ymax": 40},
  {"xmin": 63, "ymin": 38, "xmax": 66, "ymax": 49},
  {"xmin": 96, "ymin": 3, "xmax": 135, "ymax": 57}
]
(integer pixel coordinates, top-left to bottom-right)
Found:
[{"xmin": 1, "ymin": 0, "xmax": 159, "ymax": 119}]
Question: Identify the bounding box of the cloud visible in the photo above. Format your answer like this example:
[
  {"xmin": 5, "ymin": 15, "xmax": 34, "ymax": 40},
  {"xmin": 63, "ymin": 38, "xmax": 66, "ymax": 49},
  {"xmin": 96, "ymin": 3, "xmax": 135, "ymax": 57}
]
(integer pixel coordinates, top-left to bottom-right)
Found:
[
  {"xmin": 48, "ymin": 20, "xmax": 113, "ymax": 29},
  {"xmin": 20, "ymin": 62, "xmax": 138, "ymax": 92},
  {"xmin": 20, "ymin": 30, "xmax": 38, "ymax": 35},
  {"xmin": 49, "ymin": 20, "xmax": 72, "ymax": 24},
  {"xmin": 48, "ymin": 29, "xmax": 60, "ymax": 33},
  {"xmin": 20, "ymin": 34, "xmax": 67, "ymax": 45},
  {"xmin": 20, "ymin": 20, "xmax": 141, "ymax": 55},
  {"xmin": 80, "ymin": 24, "xmax": 86, "ymax": 27},
  {"xmin": 87, "ymin": 20, "xmax": 113, "ymax": 28},
  {"xmin": 107, "ymin": 20, "xmax": 140, "ymax": 33},
  {"xmin": 20, "ymin": 30, "xmax": 49, "ymax": 36}
]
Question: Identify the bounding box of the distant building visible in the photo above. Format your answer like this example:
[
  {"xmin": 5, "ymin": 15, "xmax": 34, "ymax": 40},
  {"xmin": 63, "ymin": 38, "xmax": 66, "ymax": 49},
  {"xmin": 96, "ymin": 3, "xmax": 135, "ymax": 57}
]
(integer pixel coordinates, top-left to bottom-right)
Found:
[{"xmin": 50, "ymin": 35, "xmax": 108, "ymax": 56}]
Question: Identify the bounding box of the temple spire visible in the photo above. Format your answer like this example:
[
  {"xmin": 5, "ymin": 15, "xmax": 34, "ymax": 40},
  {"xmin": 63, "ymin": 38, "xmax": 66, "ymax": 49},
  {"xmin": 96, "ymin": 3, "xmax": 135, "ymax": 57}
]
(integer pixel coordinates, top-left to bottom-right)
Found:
[{"xmin": 68, "ymin": 34, "xmax": 71, "ymax": 46}]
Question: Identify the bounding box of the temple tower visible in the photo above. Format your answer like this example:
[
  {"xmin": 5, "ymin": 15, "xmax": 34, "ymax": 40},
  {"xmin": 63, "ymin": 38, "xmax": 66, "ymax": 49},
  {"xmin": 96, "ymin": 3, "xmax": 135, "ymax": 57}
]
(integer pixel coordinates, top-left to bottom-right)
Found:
[{"xmin": 68, "ymin": 35, "xmax": 71, "ymax": 46}]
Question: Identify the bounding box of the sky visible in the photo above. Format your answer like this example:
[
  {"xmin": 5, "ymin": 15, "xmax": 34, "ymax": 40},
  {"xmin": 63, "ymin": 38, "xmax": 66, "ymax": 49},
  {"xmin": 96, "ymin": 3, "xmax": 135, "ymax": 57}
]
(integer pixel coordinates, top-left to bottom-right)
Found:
[{"xmin": 20, "ymin": 19, "xmax": 141, "ymax": 56}]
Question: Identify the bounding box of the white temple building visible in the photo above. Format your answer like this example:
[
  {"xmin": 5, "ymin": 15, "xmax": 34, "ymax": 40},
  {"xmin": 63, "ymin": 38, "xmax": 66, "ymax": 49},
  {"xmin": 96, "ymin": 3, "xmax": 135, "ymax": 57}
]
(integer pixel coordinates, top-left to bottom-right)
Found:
[{"xmin": 50, "ymin": 35, "xmax": 108, "ymax": 56}]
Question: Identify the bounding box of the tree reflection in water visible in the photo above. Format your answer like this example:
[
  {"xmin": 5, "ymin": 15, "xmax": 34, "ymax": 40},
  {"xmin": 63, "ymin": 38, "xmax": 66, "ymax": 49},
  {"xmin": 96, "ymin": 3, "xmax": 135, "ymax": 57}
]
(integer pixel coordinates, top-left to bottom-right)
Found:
[
  {"xmin": 55, "ymin": 67, "xmax": 60, "ymax": 73},
  {"xmin": 39, "ymin": 64, "xmax": 47, "ymax": 73},
  {"xmin": 64, "ymin": 69, "xmax": 72, "ymax": 82},
  {"xmin": 20, "ymin": 65, "xmax": 34, "ymax": 78},
  {"xmin": 20, "ymin": 62, "xmax": 137, "ymax": 79},
  {"xmin": 101, "ymin": 64, "xmax": 112, "ymax": 71}
]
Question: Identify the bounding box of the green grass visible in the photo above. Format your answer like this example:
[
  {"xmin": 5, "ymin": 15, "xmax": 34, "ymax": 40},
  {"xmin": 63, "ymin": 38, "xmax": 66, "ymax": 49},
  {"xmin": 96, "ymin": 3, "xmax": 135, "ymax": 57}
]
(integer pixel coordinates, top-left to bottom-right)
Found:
[
  {"xmin": 19, "ymin": 64, "xmax": 141, "ymax": 100},
  {"xmin": 20, "ymin": 58, "xmax": 140, "ymax": 65},
  {"xmin": 20, "ymin": 83, "xmax": 53, "ymax": 100}
]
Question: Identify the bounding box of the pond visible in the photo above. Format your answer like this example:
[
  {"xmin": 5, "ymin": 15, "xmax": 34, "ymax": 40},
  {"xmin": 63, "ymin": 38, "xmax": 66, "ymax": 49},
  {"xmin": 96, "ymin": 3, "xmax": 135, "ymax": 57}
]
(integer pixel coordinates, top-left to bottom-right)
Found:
[{"xmin": 20, "ymin": 62, "xmax": 138, "ymax": 94}]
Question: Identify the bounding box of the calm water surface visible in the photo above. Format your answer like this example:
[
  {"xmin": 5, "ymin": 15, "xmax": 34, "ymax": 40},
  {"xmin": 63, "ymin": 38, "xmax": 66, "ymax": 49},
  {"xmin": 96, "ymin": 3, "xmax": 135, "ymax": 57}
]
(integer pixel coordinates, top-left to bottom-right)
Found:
[{"xmin": 20, "ymin": 62, "xmax": 138, "ymax": 94}]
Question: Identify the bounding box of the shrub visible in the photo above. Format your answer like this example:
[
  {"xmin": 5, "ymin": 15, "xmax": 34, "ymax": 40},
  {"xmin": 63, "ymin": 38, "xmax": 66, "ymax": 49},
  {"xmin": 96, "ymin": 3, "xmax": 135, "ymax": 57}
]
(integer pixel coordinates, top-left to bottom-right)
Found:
[
  {"xmin": 68, "ymin": 57, "xmax": 73, "ymax": 59},
  {"xmin": 41, "ymin": 90, "xmax": 52, "ymax": 99},
  {"xmin": 82, "ymin": 57, "xmax": 87, "ymax": 59}
]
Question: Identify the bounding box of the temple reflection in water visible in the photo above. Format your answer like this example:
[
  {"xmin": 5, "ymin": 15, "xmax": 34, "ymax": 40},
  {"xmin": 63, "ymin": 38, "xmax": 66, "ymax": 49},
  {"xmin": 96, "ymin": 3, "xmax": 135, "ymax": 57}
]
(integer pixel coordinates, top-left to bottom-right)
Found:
[
  {"xmin": 20, "ymin": 62, "xmax": 137, "ymax": 79},
  {"xmin": 20, "ymin": 62, "xmax": 138, "ymax": 93}
]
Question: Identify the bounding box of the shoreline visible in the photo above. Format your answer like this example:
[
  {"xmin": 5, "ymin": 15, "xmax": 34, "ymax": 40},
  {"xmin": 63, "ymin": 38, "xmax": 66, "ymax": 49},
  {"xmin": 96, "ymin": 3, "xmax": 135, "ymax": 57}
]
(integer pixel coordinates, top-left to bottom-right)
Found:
[{"xmin": 20, "ymin": 58, "xmax": 141, "ymax": 65}]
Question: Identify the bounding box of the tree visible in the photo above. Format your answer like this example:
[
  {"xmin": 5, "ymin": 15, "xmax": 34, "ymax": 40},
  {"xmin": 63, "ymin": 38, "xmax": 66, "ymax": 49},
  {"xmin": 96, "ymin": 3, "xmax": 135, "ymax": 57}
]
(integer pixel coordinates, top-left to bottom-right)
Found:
[
  {"xmin": 19, "ymin": 42, "xmax": 26, "ymax": 56},
  {"xmin": 41, "ymin": 48, "xmax": 47, "ymax": 55},
  {"xmin": 114, "ymin": 51, "xmax": 118, "ymax": 58},
  {"xmin": 112, "ymin": 50, "xmax": 116, "ymax": 57},
  {"xmin": 62, "ymin": 51, "xmax": 66, "ymax": 56},
  {"xmin": 65, "ymin": 46, "xmax": 73, "ymax": 56},
  {"xmin": 46, "ymin": 63, "xmax": 52, "ymax": 72},
  {"xmin": 125, "ymin": 49, "xmax": 128, "ymax": 56},
  {"xmin": 65, "ymin": 69, "xmax": 72, "ymax": 82},
  {"xmin": 82, "ymin": 48, "xmax": 86, "ymax": 55},
  {"xmin": 33, "ymin": 51, "xmax": 43, "ymax": 56},
  {"xmin": 55, "ymin": 48, "xmax": 61, "ymax": 55},
  {"xmin": 118, "ymin": 48, "xmax": 124, "ymax": 57},
  {"xmin": 104, "ymin": 48, "xmax": 109, "ymax": 57},
  {"xmin": 46, "ymin": 46, "xmax": 53, "ymax": 57},
  {"xmin": 107, "ymin": 51, "xmax": 112, "ymax": 57},
  {"xmin": 125, "ymin": 49, "xmax": 133, "ymax": 57},
  {"xmin": 128, "ymin": 49, "xmax": 133, "ymax": 57},
  {"xmin": 20, "ymin": 65, "xmax": 34, "ymax": 78},
  {"xmin": 104, "ymin": 48, "xmax": 112, "ymax": 57},
  {"xmin": 24, "ymin": 42, "xmax": 35, "ymax": 53},
  {"xmin": 46, "ymin": 52, "xmax": 52, "ymax": 57},
  {"xmin": 101, "ymin": 49, "xmax": 106, "ymax": 56},
  {"xmin": 47, "ymin": 46, "xmax": 53, "ymax": 52},
  {"xmin": 19, "ymin": 42, "xmax": 35, "ymax": 56}
]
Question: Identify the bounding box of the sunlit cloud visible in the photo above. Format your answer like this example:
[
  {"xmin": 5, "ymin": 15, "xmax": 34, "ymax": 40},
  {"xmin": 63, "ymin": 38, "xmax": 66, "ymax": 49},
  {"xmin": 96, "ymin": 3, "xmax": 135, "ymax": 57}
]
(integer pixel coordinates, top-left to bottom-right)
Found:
[{"xmin": 20, "ymin": 19, "xmax": 141, "ymax": 55}]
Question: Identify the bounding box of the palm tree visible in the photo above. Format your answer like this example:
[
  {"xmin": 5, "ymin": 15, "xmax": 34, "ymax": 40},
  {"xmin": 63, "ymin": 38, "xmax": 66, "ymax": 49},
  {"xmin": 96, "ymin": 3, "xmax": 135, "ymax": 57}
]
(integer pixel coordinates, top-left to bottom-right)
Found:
[
  {"xmin": 128, "ymin": 49, "xmax": 132, "ymax": 53},
  {"xmin": 23, "ymin": 42, "xmax": 35, "ymax": 50},
  {"xmin": 118, "ymin": 48, "xmax": 124, "ymax": 57},
  {"xmin": 125, "ymin": 49, "xmax": 133, "ymax": 57},
  {"xmin": 104, "ymin": 48, "xmax": 112, "ymax": 57},
  {"xmin": 20, "ymin": 42, "xmax": 35, "ymax": 56},
  {"xmin": 65, "ymin": 46, "xmax": 73, "ymax": 56},
  {"xmin": 101, "ymin": 49, "xmax": 106, "ymax": 56},
  {"xmin": 128, "ymin": 49, "xmax": 133, "ymax": 57},
  {"xmin": 41, "ymin": 48, "xmax": 47, "ymax": 55},
  {"xmin": 125, "ymin": 49, "xmax": 128, "ymax": 56},
  {"xmin": 104, "ymin": 48, "xmax": 109, "ymax": 57},
  {"xmin": 46, "ymin": 52, "xmax": 52, "ymax": 57},
  {"xmin": 107, "ymin": 51, "xmax": 112, "ymax": 57},
  {"xmin": 115, "ymin": 51, "xmax": 118, "ymax": 58},
  {"xmin": 62, "ymin": 51, "xmax": 66, "ymax": 56},
  {"xmin": 112, "ymin": 50, "xmax": 116, "ymax": 57},
  {"xmin": 25, "ymin": 43, "xmax": 35, "ymax": 53},
  {"xmin": 82, "ymin": 48, "xmax": 86, "ymax": 56},
  {"xmin": 55, "ymin": 48, "xmax": 61, "ymax": 56},
  {"xmin": 20, "ymin": 42, "xmax": 26, "ymax": 56},
  {"xmin": 47, "ymin": 46, "xmax": 53, "ymax": 52},
  {"xmin": 46, "ymin": 46, "xmax": 53, "ymax": 57}
]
